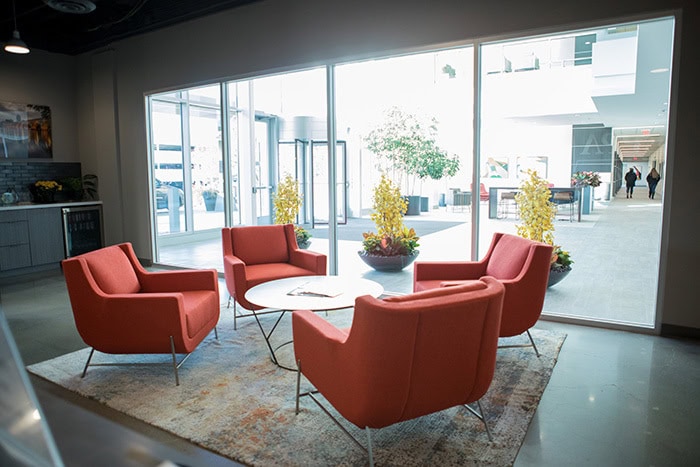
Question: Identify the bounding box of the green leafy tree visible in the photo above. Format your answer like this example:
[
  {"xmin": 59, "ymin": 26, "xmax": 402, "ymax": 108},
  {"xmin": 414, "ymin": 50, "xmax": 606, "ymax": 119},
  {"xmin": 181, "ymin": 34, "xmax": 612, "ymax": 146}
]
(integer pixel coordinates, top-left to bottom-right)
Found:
[{"xmin": 364, "ymin": 107, "xmax": 460, "ymax": 194}]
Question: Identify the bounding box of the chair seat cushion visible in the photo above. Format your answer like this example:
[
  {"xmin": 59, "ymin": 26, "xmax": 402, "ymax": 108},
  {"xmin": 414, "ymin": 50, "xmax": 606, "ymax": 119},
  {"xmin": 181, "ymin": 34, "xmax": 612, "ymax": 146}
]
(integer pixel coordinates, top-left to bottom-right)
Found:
[
  {"xmin": 245, "ymin": 263, "xmax": 318, "ymax": 288},
  {"xmin": 182, "ymin": 290, "xmax": 220, "ymax": 338}
]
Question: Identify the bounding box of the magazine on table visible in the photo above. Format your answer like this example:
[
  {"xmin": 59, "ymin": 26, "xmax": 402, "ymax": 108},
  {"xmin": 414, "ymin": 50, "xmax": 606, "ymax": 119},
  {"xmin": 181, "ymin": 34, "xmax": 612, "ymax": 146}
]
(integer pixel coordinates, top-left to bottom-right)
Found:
[{"xmin": 287, "ymin": 281, "xmax": 344, "ymax": 298}]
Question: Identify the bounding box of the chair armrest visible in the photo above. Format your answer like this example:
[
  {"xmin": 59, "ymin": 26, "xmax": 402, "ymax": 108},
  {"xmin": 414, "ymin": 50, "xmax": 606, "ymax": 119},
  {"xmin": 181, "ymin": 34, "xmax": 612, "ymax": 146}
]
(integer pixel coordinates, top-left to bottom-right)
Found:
[
  {"xmin": 139, "ymin": 269, "xmax": 219, "ymax": 293},
  {"xmin": 413, "ymin": 261, "xmax": 486, "ymax": 281},
  {"xmin": 289, "ymin": 249, "xmax": 327, "ymax": 275},
  {"xmin": 292, "ymin": 310, "xmax": 348, "ymax": 375}
]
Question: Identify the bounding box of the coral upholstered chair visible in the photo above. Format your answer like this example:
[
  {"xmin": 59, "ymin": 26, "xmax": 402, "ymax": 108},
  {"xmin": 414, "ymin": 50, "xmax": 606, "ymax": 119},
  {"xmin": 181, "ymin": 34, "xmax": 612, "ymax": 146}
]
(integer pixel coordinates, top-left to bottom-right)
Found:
[
  {"xmin": 413, "ymin": 232, "xmax": 553, "ymax": 356},
  {"xmin": 293, "ymin": 278, "xmax": 505, "ymax": 464},
  {"xmin": 61, "ymin": 242, "xmax": 220, "ymax": 385},
  {"xmin": 222, "ymin": 224, "xmax": 327, "ymax": 328}
]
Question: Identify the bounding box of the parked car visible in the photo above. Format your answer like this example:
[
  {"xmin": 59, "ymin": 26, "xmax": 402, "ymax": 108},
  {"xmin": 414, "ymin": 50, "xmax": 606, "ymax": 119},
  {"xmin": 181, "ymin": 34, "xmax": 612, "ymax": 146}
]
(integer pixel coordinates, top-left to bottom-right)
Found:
[{"xmin": 155, "ymin": 179, "xmax": 184, "ymax": 210}]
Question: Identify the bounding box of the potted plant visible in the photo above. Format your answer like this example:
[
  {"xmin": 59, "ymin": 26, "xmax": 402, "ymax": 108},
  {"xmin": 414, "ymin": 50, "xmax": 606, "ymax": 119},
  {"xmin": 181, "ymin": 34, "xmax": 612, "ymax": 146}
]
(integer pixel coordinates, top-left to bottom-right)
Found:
[
  {"xmin": 364, "ymin": 107, "xmax": 460, "ymax": 215},
  {"xmin": 571, "ymin": 171, "xmax": 601, "ymax": 214},
  {"xmin": 82, "ymin": 174, "xmax": 98, "ymax": 200},
  {"xmin": 358, "ymin": 174, "xmax": 420, "ymax": 271},
  {"xmin": 202, "ymin": 187, "xmax": 219, "ymax": 211},
  {"xmin": 30, "ymin": 180, "xmax": 62, "ymax": 203},
  {"xmin": 272, "ymin": 174, "xmax": 311, "ymax": 248},
  {"xmin": 515, "ymin": 169, "xmax": 573, "ymax": 287}
]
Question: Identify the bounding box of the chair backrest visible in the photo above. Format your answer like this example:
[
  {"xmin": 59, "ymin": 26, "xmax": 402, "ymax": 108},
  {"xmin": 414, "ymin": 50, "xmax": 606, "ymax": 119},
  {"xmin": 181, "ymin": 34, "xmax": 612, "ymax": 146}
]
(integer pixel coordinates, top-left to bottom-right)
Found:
[
  {"xmin": 338, "ymin": 278, "xmax": 505, "ymax": 428},
  {"xmin": 63, "ymin": 243, "xmax": 141, "ymax": 295},
  {"xmin": 484, "ymin": 233, "xmax": 540, "ymax": 280},
  {"xmin": 223, "ymin": 224, "xmax": 294, "ymax": 265}
]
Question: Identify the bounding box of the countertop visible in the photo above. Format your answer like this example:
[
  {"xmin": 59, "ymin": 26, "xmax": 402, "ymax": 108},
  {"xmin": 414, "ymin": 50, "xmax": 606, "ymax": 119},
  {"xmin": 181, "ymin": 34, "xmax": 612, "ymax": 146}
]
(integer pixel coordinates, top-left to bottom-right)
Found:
[{"xmin": 0, "ymin": 201, "xmax": 102, "ymax": 212}]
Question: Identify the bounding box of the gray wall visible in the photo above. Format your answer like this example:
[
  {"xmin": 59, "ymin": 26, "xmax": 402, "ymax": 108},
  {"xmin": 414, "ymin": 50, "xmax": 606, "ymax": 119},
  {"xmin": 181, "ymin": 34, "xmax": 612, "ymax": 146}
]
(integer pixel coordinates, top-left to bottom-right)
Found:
[
  {"xmin": 0, "ymin": 49, "xmax": 78, "ymax": 163},
  {"xmin": 2, "ymin": 0, "xmax": 699, "ymax": 331}
]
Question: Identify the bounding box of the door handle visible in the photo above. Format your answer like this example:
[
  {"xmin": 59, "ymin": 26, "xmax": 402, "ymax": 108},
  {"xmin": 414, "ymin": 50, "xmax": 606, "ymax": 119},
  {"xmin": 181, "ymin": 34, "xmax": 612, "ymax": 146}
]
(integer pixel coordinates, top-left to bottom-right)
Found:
[{"xmin": 252, "ymin": 185, "xmax": 272, "ymax": 193}]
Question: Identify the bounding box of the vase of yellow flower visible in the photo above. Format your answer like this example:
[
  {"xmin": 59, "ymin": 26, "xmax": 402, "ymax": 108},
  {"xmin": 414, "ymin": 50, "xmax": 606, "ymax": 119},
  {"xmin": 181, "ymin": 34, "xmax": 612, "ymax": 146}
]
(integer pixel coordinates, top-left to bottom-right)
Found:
[
  {"xmin": 358, "ymin": 174, "xmax": 420, "ymax": 271},
  {"xmin": 515, "ymin": 169, "xmax": 574, "ymax": 287},
  {"xmin": 272, "ymin": 174, "xmax": 311, "ymax": 248},
  {"xmin": 31, "ymin": 180, "xmax": 62, "ymax": 203}
]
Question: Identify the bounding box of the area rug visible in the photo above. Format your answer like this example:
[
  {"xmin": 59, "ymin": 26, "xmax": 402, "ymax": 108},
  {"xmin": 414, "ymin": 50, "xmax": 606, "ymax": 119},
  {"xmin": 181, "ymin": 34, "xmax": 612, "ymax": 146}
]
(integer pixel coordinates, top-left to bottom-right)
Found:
[{"xmin": 27, "ymin": 308, "xmax": 566, "ymax": 466}]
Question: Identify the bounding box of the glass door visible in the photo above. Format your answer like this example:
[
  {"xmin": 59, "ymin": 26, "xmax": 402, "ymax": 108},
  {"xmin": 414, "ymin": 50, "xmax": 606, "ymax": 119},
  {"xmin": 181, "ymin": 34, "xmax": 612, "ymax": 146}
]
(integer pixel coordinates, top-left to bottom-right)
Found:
[
  {"xmin": 310, "ymin": 141, "xmax": 347, "ymax": 225},
  {"xmin": 150, "ymin": 98, "xmax": 187, "ymax": 236},
  {"xmin": 253, "ymin": 118, "xmax": 274, "ymax": 224}
]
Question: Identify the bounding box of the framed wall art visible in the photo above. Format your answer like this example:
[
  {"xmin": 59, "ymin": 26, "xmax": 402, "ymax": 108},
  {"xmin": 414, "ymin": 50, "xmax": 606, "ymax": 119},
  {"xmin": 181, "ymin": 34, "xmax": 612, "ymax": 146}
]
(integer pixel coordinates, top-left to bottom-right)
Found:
[{"xmin": 0, "ymin": 101, "xmax": 53, "ymax": 159}]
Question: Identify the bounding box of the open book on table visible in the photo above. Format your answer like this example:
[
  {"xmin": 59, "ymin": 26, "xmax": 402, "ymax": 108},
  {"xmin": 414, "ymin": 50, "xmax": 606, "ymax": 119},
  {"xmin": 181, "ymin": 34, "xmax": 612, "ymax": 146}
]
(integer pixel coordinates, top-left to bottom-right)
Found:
[{"xmin": 287, "ymin": 281, "xmax": 344, "ymax": 298}]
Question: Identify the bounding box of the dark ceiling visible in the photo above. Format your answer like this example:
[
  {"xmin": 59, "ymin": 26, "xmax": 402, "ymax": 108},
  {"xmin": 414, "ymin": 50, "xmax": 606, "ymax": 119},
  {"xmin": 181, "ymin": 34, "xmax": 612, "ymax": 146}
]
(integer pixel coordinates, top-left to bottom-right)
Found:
[{"xmin": 2, "ymin": 0, "xmax": 264, "ymax": 55}]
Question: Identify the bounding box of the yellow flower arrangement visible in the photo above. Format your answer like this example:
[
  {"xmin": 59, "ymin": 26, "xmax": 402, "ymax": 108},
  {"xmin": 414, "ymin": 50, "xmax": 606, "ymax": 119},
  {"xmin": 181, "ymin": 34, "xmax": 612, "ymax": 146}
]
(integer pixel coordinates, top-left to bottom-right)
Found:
[
  {"xmin": 272, "ymin": 174, "xmax": 311, "ymax": 247},
  {"xmin": 515, "ymin": 169, "xmax": 573, "ymax": 271},
  {"xmin": 361, "ymin": 174, "xmax": 420, "ymax": 256},
  {"xmin": 35, "ymin": 180, "xmax": 63, "ymax": 192},
  {"xmin": 514, "ymin": 169, "xmax": 555, "ymax": 245}
]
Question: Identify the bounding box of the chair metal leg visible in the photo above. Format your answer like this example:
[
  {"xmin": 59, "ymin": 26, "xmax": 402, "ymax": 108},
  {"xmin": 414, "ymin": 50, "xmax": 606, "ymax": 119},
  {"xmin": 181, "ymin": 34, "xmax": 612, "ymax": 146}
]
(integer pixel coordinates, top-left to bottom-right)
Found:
[
  {"xmin": 498, "ymin": 329, "xmax": 541, "ymax": 357},
  {"xmin": 233, "ymin": 299, "xmax": 238, "ymax": 330},
  {"xmin": 169, "ymin": 335, "xmax": 179, "ymax": 386},
  {"xmin": 81, "ymin": 348, "xmax": 95, "ymax": 378},
  {"xmin": 295, "ymin": 360, "xmax": 302, "ymax": 414},
  {"xmin": 366, "ymin": 427, "xmax": 375, "ymax": 467},
  {"xmin": 526, "ymin": 329, "xmax": 540, "ymax": 358},
  {"xmin": 464, "ymin": 399, "xmax": 493, "ymax": 442},
  {"xmin": 214, "ymin": 326, "xmax": 219, "ymax": 340},
  {"xmin": 298, "ymin": 390, "xmax": 367, "ymax": 454}
]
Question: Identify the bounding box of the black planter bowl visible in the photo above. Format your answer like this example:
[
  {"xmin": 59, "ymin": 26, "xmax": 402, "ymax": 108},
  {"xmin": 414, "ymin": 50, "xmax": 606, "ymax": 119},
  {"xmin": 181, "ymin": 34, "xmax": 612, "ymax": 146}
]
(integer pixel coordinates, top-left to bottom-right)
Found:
[
  {"xmin": 358, "ymin": 251, "xmax": 420, "ymax": 272},
  {"xmin": 547, "ymin": 266, "xmax": 571, "ymax": 287}
]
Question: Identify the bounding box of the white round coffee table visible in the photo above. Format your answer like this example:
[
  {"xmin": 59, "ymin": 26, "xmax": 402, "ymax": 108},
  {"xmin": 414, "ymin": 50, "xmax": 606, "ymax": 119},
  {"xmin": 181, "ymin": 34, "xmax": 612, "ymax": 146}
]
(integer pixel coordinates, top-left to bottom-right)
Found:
[{"xmin": 244, "ymin": 275, "xmax": 383, "ymax": 369}]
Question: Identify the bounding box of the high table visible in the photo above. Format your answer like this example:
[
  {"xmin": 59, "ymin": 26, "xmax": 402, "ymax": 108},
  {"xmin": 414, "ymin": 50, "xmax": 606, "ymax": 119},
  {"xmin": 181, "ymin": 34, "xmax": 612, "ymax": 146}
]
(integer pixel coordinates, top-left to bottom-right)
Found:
[
  {"xmin": 245, "ymin": 276, "xmax": 384, "ymax": 369},
  {"xmin": 488, "ymin": 186, "xmax": 582, "ymax": 221}
]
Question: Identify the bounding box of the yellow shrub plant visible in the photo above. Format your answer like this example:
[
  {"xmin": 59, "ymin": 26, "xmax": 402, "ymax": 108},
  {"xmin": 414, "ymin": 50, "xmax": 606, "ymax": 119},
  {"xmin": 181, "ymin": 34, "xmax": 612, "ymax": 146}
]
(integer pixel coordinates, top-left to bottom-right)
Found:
[
  {"xmin": 273, "ymin": 174, "xmax": 310, "ymax": 247},
  {"xmin": 361, "ymin": 174, "xmax": 419, "ymax": 256},
  {"xmin": 515, "ymin": 169, "xmax": 573, "ymax": 270}
]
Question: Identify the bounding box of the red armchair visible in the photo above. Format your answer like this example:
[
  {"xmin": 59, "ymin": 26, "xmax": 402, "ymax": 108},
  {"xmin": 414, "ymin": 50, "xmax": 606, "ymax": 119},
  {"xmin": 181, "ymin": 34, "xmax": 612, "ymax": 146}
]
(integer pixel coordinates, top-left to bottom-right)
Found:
[
  {"xmin": 413, "ymin": 232, "xmax": 553, "ymax": 356},
  {"xmin": 293, "ymin": 278, "xmax": 505, "ymax": 463},
  {"xmin": 222, "ymin": 224, "xmax": 327, "ymax": 329},
  {"xmin": 61, "ymin": 242, "xmax": 220, "ymax": 385}
]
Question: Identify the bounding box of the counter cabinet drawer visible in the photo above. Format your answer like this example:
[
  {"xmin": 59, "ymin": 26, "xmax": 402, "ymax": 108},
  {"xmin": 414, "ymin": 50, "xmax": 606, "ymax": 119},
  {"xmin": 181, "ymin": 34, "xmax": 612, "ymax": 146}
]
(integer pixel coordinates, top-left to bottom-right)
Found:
[
  {"xmin": 0, "ymin": 220, "xmax": 30, "ymax": 247},
  {"xmin": 0, "ymin": 244, "xmax": 32, "ymax": 270}
]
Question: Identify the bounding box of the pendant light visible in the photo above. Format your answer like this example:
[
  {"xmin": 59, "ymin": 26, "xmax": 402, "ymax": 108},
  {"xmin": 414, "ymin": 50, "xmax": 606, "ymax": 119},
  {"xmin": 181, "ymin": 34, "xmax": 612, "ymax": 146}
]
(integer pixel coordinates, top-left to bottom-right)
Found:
[{"xmin": 5, "ymin": 0, "xmax": 30, "ymax": 55}]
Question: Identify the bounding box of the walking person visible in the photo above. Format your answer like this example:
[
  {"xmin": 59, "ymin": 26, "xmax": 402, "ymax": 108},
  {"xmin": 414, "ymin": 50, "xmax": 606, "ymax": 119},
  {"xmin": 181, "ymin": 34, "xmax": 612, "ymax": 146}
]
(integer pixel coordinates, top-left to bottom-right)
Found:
[
  {"xmin": 646, "ymin": 168, "xmax": 661, "ymax": 199},
  {"xmin": 624, "ymin": 168, "xmax": 638, "ymax": 198}
]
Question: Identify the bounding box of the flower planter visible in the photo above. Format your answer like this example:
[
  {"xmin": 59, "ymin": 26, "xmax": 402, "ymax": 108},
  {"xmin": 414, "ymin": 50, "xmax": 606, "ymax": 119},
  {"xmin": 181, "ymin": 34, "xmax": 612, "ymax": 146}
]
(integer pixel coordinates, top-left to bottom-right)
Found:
[
  {"xmin": 203, "ymin": 194, "xmax": 217, "ymax": 211},
  {"xmin": 358, "ymin": 251, "xmax": 419, "ymax": 272},
  {"xmin": 547, "ymin": 267, "xmax": 571, "ymax": 287}
]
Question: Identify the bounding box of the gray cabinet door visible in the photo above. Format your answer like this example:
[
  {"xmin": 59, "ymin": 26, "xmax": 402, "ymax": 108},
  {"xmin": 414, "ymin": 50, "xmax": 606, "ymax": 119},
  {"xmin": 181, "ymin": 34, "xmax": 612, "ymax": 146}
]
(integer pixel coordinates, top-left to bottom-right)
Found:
[
  {"xmin": 27, "ymin": 208, "xmax": 65, "ymax": 266},
  {"xmin": 0, "ymin": 211, "xmax": 31, "ymax": 270}
]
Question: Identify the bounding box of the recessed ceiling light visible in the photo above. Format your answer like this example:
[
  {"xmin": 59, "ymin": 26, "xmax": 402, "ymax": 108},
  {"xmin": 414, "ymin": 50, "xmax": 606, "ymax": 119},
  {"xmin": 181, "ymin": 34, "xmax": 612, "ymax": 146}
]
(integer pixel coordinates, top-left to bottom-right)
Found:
[{"xmin": 650, "ymin": 68, "xmax": 669, "ymax": 73}]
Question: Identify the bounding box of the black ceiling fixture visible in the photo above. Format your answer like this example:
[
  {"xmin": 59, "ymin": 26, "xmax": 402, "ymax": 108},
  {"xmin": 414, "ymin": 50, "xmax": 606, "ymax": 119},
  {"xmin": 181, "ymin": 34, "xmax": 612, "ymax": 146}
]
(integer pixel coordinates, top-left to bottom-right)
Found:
[{"xmin": 2, "ymin": 0, "xmax": 265, "ymax": 56}]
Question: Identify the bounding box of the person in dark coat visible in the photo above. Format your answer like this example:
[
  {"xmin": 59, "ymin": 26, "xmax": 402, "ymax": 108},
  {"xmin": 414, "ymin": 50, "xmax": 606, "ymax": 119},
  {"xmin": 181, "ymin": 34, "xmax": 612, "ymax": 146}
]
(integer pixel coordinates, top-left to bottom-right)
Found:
[
  {"xmin": 646, "ymin": 168, "xmax": 661, "ymax": 199},
  {"xmin": 624, "ymin": 168, "xmax": 638, "ymax": 198}
]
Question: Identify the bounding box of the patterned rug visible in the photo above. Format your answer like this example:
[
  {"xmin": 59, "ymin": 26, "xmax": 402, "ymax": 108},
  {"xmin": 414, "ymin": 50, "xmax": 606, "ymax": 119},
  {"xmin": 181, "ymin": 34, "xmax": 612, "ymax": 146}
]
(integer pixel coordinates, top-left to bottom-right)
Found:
[{"xmin": 27, "ymin": 307, "xmax": 566, "ymax": 466}]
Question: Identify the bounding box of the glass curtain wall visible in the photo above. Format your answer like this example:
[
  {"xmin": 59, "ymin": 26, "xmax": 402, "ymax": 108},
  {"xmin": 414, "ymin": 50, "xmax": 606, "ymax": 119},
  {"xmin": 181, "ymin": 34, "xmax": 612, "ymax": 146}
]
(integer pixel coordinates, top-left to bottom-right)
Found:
[
  {"xmin": 477, "ymin": 18, "xmax": 673, "ymax": 327},
  {"xmin": 146, "ymin": 15, "xmax": 672, "ymax": 329}
]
